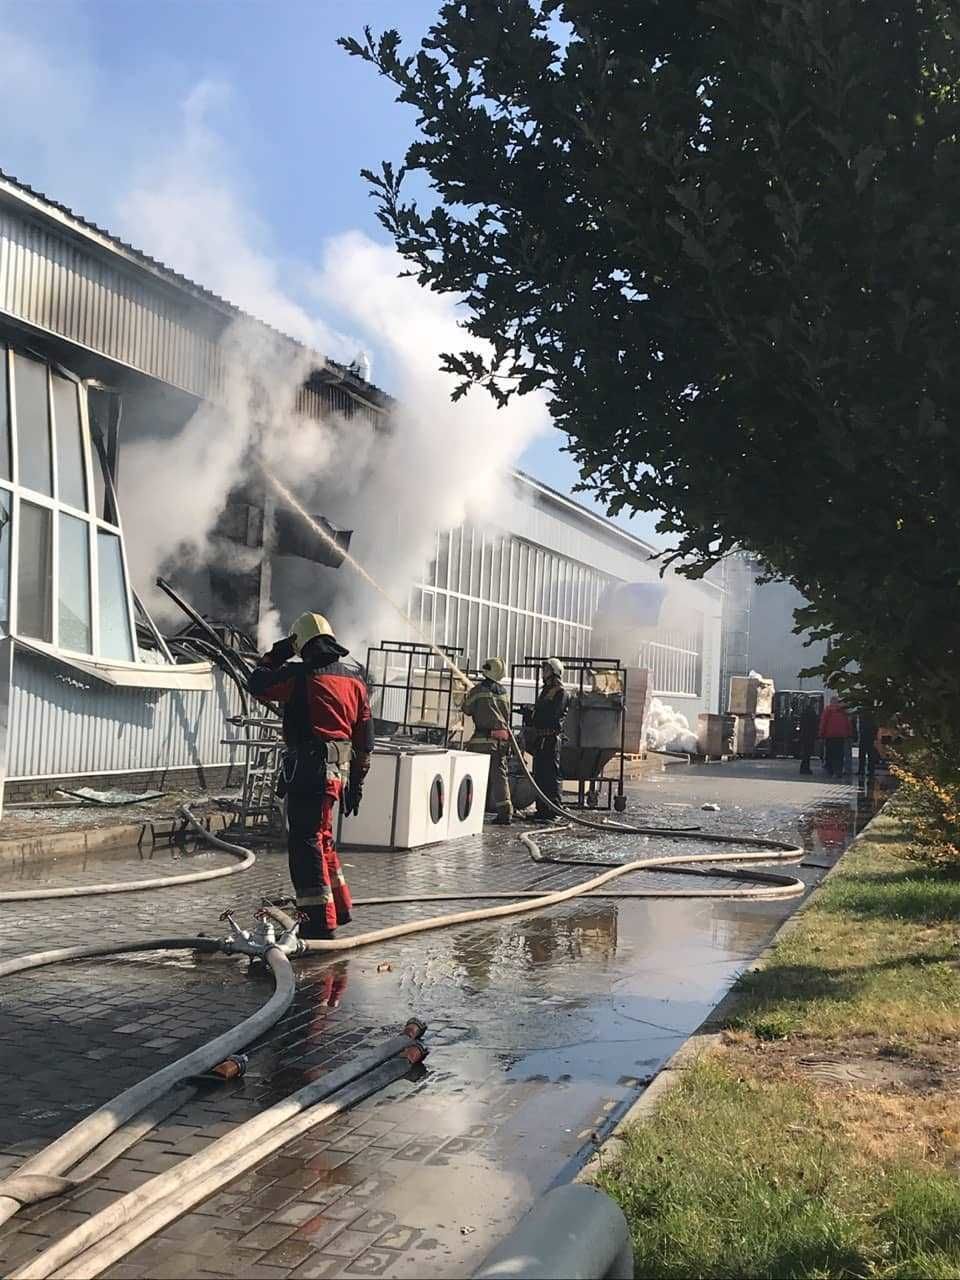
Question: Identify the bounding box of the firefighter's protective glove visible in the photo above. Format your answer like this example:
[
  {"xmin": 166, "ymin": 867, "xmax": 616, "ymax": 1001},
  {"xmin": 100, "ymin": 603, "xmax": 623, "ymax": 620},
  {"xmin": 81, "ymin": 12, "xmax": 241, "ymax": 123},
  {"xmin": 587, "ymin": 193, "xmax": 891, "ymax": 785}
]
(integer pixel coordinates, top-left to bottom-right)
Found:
[
  {"xmin": 267, "ymin": 635, "xmax": 296, "ymax": 664},
  {"xmin": 344, "ymin": 769, "xmax": 364, "ymax": 817}
]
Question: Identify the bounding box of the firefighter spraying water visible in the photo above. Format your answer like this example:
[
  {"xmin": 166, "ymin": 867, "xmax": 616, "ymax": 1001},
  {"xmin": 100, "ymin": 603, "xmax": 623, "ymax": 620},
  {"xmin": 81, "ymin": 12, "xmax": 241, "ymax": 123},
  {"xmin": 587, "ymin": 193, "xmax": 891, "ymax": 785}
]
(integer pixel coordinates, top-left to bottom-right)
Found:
[
  {"xmin": 463, "ymin": 657, "xmax": 514, "ymax": 825},
  {"xmin": 0, "ymin": 475, "xmax": 813, "ymax": 1280},
  {"xmin": 265, "ymin": 471, "xmax": 475, "ymax": 690}
]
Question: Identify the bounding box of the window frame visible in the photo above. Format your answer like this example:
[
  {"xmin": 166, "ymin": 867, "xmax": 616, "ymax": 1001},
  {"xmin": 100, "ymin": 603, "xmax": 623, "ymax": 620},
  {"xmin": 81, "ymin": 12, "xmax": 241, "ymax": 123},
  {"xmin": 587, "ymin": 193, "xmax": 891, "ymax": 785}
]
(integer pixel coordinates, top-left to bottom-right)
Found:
[{"xmin": 1, "ymin": 343, "xmax": 139, "ymax": 666}]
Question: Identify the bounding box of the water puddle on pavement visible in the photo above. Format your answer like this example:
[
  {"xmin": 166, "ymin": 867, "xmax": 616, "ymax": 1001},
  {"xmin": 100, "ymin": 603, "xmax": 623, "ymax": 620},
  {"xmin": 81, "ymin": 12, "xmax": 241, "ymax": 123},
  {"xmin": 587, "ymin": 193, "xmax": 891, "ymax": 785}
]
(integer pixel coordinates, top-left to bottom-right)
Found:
[
  {"xmin": 0, "ymin": 763, "xmax": 898, "ymax": 1279},
  {"xmin": 0, "ymin": 836, "xmax": 237, "ymax": 888}
]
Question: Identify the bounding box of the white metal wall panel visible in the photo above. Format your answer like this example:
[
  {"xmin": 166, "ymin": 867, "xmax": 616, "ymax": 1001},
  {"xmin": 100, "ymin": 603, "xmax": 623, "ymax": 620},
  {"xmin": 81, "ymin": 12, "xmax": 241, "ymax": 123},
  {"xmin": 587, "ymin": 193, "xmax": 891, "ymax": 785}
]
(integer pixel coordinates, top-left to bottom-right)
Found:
[
  {"xmin": 0, "ymin": 203, "xmax": 383, "ymax": 429},
  {"xmin": 7, "ymin": 650, "xmax": 241, "ymax": 779},
  {"xmin": 0, "ymin": 207, "xmax": 225, "ymax": 401}
]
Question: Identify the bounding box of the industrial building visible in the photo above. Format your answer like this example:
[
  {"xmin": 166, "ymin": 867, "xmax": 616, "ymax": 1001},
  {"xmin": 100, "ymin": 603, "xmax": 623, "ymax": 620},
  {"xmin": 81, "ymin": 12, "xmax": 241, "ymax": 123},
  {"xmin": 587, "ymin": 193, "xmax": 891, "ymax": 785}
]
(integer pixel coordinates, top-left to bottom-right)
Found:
[
  {"xmin": 717, "ymin": 552, "xmax": 829, "ymax": 700},
  {"xmin": 0, "ymin": 170, "xmax": 723, "ymax": 805}
]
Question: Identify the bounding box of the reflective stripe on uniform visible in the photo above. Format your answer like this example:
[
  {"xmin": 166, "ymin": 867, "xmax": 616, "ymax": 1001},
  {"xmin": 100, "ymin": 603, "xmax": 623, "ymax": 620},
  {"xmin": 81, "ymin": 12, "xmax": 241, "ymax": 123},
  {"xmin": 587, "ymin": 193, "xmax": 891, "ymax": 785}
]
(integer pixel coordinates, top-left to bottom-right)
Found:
[{"xmin": 297, "ymin": 890, "xmax": 333, "ymax": 906}]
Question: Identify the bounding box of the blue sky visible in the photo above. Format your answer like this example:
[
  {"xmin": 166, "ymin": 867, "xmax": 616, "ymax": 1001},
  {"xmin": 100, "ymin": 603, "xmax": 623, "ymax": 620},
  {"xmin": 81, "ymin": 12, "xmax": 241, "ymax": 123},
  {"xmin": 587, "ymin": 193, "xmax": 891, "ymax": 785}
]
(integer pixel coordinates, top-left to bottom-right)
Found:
[{"xmin": 0, "ymin": 0, "xmax": 662, "ymax": 546}]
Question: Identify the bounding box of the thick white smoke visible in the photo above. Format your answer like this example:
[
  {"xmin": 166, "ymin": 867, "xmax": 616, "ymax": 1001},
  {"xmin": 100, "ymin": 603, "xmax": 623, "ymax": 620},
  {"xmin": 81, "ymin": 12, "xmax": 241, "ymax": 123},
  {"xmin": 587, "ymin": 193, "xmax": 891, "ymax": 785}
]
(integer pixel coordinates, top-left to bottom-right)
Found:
[
  {"xmin": 115, "ymin": 87, "xmax": 550, "ymax": 651},
  {"xmin": 119, "ymin": 320, "xmax": 318, "ymax": 623},
  {"xmin": 2, "ymin": 12, "xmax": 709, "ymax": 673},
  {"xmin": 644, "ymin": 698, "xmax": 699, "ymax": 754},
  {"xmin": 301, "ymin": 233, "xmax": 551, "ymax": 650}
]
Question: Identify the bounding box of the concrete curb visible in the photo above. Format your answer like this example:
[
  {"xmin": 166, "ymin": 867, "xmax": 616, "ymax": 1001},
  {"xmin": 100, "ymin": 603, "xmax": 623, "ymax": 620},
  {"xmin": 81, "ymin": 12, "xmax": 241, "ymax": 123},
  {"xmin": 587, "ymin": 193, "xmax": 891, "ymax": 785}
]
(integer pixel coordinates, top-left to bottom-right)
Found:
[
  {"xmin": 0, "ymin": 810, "xmax": 235, "ymax": 865},
  {"xmin": 576, "ymin": 804, "xmax": 886, "ymax": 1184}
]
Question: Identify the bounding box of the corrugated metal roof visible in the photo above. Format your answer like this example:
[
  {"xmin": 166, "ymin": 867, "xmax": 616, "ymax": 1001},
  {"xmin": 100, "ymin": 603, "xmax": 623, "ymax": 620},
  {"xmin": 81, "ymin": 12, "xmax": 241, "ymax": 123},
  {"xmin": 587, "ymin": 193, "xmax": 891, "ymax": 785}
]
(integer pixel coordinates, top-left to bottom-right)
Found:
[
  {"xmin": 512, "ymin": 468, "xmax": 662, "ymax": 560},
  {"xmin": 0, "ymin": 166, "xmax": 393, "ymax": 407}
]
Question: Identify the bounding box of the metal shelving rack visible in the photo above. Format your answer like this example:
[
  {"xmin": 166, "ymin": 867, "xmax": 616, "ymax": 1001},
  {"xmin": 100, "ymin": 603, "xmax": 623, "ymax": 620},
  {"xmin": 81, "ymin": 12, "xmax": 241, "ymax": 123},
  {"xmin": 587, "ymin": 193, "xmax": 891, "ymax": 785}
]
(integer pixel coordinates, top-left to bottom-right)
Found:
[{"xmin": 510, "ymin": 655, "xmax": 628, "ymax": 812}]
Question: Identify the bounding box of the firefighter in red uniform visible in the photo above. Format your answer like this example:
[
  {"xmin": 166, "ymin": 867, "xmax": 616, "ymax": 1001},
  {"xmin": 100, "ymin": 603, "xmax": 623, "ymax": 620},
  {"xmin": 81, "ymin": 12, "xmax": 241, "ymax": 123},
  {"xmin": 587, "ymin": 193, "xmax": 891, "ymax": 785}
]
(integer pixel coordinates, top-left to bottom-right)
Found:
[{"xmin": 247, "ymin": 611, "xmax": 373, "ymax": 940}]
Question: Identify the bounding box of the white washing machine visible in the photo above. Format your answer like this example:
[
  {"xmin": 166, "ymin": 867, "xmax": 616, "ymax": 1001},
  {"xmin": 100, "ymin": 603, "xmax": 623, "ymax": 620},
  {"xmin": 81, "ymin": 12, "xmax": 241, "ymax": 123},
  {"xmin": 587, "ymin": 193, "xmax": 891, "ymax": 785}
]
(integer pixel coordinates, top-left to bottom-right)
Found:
[
  {"xmin": 337, "ymin": 743, "xmax": 453, "ymax": 850},
  {"xmin": 446, "ymin": 750, "xmax": 489, "ymax": 839}
]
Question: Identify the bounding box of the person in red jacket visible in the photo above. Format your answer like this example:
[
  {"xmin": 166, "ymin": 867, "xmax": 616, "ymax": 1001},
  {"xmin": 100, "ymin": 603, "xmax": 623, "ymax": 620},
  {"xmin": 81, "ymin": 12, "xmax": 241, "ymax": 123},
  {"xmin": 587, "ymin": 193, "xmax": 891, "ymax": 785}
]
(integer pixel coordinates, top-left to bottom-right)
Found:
[
  {"xmin": 818, "ymin": 696, "xmax": 854, "ymax": 778},
  {"xmin": 247, "ymin": 611, "xmax": 373, "ymax": 939}
]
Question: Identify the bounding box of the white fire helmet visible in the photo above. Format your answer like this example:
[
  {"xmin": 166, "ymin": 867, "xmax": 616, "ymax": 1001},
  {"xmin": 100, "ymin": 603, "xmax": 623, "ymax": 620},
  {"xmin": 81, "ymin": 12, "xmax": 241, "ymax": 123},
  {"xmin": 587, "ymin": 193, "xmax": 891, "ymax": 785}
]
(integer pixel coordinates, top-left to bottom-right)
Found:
[
  {"xmin": 481, "ymin": 657, "xmax": 506, "ymax": 681},
  {"xmin": 542, "ymin": 657, "xmax": 563, "ymax": 678},
  {"xmin": 290, "ymin": 611, "xmax": 336, "ymax": 654}
]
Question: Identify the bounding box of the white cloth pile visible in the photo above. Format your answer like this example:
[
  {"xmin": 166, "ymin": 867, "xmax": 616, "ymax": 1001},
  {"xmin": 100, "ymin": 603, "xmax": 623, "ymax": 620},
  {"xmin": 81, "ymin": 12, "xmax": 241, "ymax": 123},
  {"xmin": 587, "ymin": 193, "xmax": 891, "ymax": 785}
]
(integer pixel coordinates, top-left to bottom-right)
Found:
[{"xmin": 644, "ymin": 697, "xmax": 698, "ymax": 754}]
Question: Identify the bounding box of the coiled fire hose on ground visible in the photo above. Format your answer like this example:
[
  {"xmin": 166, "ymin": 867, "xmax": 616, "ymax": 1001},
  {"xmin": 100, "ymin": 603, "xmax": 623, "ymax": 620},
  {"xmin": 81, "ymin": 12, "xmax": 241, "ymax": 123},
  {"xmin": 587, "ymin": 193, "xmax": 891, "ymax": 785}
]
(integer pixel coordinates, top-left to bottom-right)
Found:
[
  {"xmin": 170, "ymin": 706, "xmax": 809, "ymax": 955},
  {"xmin": 9, "ymin": 1023, "xmax": 427, "ymax": 1280},
  {"xmin": 178, "ymin": 799, "xmax": 805, "ymax": 964}
]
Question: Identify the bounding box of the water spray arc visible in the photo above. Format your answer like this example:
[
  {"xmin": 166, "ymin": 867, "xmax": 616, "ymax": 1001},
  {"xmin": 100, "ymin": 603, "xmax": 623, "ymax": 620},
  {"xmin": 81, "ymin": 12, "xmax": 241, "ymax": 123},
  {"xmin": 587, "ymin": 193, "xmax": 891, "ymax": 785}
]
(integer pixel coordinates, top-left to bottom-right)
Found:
[
  {"xmin": 265, "ymin": 469, "xmax": 775, "ymax": 843},
  {"xmin": 265, "ymin": 469, "xmax": 473, "ymax": 685}
]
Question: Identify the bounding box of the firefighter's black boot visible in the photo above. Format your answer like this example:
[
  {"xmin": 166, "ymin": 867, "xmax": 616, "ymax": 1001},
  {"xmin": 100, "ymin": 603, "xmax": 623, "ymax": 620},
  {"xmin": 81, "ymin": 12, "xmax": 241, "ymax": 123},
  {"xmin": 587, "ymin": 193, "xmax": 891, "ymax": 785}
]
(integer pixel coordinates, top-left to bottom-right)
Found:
[{"xmin": 298, "ymin": 909, "xmax": 335, "ymax": 941}]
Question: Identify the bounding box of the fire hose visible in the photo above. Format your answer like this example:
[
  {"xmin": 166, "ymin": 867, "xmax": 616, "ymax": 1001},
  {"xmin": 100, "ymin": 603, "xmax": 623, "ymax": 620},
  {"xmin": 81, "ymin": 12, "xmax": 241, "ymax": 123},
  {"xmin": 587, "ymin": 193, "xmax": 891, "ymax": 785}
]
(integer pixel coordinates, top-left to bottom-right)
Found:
[
  {"xmin": 0, "ymin": 791, "xmax": 802, "ymax": 1248},
  {"xmin": 9, "ymin": 1023, "xmax": 427, "ymax": 1280},
  {"xmin": 0, "ymin": 491, "xmax": 814, "ymax": 1274},
  {"xmin": 0, "ymin": 941, "xmax": 293, "ymax": 1234},
  {"xmin": 177, "ymin": 802, "xmax": 805, "ymax": 964},
  {"xmin": 0, "ymin": 725, "xmax": 805, "ymax": 1271},
  {"xmin": 0, "ymin": 909, "xmax": 429, "ymax": 1277}
]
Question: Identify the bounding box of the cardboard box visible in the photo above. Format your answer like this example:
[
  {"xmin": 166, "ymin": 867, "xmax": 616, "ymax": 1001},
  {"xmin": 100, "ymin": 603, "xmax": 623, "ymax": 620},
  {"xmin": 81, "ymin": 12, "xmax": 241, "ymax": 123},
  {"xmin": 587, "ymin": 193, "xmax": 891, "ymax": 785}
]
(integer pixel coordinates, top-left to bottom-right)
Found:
[
  {"xmin": 734, "ymin": 716, "xmax": 772, "ymax": 756},
  {"xmin": 698, "ymin": 713, "xmax": 736, "ymax": 758},
  {"xmin": 622, "ymin": 666, "xmax": 651, "ymax": 755},
  {"xmin": 728, "ymin": 675, "xmax": 775, "ymax": 717}
]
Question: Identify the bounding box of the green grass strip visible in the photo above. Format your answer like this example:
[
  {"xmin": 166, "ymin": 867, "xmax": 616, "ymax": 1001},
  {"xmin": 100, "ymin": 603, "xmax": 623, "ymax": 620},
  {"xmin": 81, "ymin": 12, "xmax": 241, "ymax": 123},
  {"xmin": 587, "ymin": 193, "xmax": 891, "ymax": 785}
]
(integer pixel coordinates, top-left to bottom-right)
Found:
[{"xmin": 600, "ymin": 797, "xmax": 960, "ymax": 1278}]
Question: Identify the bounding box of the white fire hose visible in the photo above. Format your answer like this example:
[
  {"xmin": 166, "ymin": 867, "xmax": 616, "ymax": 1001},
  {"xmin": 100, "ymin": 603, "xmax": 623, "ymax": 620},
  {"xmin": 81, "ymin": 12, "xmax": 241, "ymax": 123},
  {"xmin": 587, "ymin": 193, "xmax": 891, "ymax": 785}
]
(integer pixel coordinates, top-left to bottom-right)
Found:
[
  {"xmin": 0, "ymin": 942, "xmax": 293, "ymax": 1233},
  {"xmin": 10, "ymin": 1025, "xmax": 427, "ymax": 1280}
]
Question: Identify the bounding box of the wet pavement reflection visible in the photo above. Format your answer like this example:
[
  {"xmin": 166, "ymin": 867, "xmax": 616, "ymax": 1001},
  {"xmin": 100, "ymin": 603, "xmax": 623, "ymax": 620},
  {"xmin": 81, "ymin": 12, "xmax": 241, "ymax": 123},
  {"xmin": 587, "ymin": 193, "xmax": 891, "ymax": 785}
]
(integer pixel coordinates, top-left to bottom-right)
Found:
[{"xmin": 0, "ymin": 760, "xmax": 892, "ymax": 1279}]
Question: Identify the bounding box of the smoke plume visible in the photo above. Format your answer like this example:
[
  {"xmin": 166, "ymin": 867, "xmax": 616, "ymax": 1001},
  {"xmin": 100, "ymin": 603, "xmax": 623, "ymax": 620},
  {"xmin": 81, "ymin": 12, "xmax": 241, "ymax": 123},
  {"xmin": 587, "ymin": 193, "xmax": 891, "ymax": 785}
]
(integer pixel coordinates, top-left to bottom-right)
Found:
[
  {"xmin": 115, "ymin": 88, "xmax": 551, "ymax": 650},
  {"xmin": 300, "ymin": 233, "xmax": 551, "ymax": 650}
]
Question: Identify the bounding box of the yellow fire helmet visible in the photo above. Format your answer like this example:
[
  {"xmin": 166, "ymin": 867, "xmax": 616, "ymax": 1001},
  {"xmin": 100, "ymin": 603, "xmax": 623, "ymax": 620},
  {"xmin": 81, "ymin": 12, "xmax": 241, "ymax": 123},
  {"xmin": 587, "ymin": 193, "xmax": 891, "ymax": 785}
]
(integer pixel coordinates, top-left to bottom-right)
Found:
[
  {"xmin": 481, "ymin": 656, "xmax": 506, "ymax": 682},
  {"xmin": 290, "ymin": 611, "xmax": 336, "ymax": 655}
]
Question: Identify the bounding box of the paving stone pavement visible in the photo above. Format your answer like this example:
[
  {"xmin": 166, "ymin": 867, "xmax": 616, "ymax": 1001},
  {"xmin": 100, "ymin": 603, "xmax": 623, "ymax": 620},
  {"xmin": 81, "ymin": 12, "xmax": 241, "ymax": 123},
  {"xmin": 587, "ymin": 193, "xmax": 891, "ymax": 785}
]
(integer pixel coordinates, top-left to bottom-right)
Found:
[{"xmin": 0, "ymin": 761, "xmax": 887, "ymax": 1278}]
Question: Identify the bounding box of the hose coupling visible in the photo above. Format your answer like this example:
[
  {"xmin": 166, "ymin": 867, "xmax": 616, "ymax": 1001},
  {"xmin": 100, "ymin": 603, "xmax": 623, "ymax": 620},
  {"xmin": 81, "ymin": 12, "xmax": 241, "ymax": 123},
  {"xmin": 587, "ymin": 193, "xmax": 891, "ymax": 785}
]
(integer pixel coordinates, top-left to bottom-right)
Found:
[
  {"xmin": 403, "ymin": 1018, "xmax": 428, "ymax": 1040},
  {"xmin": 221, "ymin": 935, "xmax": 270, "ymax": 957},
  {"xmin": 402, "ymin": 1042, "xmax": 429, "ymax": 1065},
  {"xmin": 252, "ymin": 918, "xmax": 277, "ymax": 947}
]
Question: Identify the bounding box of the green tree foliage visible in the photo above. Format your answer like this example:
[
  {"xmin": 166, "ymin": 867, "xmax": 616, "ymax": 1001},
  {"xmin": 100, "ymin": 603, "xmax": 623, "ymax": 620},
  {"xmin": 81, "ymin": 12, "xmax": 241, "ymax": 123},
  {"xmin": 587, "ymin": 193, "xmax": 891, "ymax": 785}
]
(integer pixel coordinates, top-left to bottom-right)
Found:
[{"xmin": 342, "ymin": 2, "xmax": 960, "ymax": 763}]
